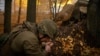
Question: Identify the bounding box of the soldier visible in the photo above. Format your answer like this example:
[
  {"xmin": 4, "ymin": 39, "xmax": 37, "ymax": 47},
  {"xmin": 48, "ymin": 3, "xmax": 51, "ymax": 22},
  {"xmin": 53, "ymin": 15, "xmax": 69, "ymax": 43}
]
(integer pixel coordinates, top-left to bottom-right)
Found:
[{"xmin": 0, "ymin": 19, "xmax": 58, "ymax": 56}]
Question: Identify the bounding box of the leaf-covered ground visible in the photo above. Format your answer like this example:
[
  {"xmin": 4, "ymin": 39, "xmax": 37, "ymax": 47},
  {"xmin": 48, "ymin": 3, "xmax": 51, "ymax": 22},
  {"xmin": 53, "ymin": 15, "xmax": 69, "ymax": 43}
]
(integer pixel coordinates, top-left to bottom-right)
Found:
[{"xmin": 51, "ymin": 20, "xmax": 100, "ymax": 56}]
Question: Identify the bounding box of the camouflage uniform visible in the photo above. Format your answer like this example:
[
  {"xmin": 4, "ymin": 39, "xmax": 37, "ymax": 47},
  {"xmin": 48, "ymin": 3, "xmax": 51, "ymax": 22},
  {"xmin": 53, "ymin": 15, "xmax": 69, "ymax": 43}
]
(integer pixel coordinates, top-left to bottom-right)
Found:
[{"xmin": 10, "ymin": 19, "xmax": 57, "ymax": 56}]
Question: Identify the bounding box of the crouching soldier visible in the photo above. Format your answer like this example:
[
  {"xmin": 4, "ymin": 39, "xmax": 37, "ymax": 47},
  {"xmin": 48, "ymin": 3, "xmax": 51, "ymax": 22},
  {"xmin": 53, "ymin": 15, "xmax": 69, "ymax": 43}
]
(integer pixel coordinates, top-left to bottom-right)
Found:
[{"xmin": 0, "ymin": 19, "xmax": 58, "ymax": 56}]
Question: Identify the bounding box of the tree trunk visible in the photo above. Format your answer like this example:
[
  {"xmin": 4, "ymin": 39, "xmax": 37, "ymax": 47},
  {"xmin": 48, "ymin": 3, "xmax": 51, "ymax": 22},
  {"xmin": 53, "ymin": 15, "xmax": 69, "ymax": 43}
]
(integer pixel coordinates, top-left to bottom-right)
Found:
[
  {"xmin": 26, "ymin": 0, "xmax": 36, "ymax": 23},
  {"xmin": 4, "ymin": 0, "xmax": 12, "ymax": 33},
  {"xmin": 87, "ymin": 0, "xmax": 100, "ymax": 47},
  {"xmin": 17, "ymin": 0, "xmax": 22, "ymax": 24}
]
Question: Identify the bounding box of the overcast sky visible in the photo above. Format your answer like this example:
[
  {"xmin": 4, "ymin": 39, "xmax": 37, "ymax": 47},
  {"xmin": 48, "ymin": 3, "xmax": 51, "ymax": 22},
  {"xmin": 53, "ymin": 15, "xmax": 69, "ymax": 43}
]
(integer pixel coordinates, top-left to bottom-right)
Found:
[{"xmin": 0, "ymin": 0, "xmax": 4, "ymax": 11}]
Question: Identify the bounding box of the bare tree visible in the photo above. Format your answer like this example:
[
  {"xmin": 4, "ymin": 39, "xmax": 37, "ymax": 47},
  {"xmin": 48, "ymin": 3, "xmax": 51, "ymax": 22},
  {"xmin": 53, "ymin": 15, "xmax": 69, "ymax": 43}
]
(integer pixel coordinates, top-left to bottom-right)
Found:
[
  {"xmin": 17, "ymin": 0, "xmax": 22, "ymax": 24},
  {"xmin": 87, "ymin": 0, "xmax": 100, "ymax": 47},
  {"xmin": 26, "ymin": 0, "xmax": 36, "ymax": 23},
  {"xmin": 4, "ymin": 0, "xmax": 12, "ymax": 33}
]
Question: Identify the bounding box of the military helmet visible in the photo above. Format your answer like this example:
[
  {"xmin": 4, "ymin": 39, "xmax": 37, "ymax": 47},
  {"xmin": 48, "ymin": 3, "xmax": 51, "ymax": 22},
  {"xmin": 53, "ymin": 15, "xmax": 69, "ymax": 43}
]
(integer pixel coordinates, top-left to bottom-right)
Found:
[{"xmin": 38, "ymin": 19, "xmax": 58, "ymax": 39}]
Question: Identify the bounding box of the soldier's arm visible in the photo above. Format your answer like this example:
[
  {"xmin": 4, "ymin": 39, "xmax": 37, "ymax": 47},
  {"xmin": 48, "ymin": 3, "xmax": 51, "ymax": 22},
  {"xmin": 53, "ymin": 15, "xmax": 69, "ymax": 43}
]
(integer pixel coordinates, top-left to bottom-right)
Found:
[
  {"xmin": 11, "ymin": 31, "xmax": 47, "ymax": 56},
  {"xmin": 22, "ymin": 32, "xmax": 46, "ymax": 56}
]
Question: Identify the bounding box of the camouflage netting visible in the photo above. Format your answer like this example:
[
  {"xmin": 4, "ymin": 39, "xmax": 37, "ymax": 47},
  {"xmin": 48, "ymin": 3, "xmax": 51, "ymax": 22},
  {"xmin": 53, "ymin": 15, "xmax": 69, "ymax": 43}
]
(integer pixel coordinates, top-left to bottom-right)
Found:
[{"xmin": 51, "ymin": 20, "xmax": 100, "ymax": 56}]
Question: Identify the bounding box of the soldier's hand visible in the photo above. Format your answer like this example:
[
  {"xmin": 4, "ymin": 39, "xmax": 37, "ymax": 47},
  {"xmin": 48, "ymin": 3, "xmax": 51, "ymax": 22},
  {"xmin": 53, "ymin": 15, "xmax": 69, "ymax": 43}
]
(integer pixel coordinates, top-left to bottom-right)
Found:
[{"xmin": 45, "ymin": 42, "xmax": 53, "ymax": 53}]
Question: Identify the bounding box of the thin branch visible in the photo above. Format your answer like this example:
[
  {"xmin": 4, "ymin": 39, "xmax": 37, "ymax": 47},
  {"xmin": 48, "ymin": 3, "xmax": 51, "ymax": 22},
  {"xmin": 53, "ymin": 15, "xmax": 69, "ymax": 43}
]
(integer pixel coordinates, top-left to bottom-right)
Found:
[{"xmin": 17, "ymin": 0, "xmax": 22, "ymax": 24}]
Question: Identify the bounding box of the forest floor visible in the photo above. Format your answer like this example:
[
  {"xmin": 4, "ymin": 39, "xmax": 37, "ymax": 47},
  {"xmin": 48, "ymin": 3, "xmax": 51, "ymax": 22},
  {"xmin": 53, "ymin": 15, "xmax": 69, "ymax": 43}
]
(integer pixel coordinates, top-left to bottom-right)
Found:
[{"xmin": 51, "ymin": 19, "xmax": 100, "ymax": 56}]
